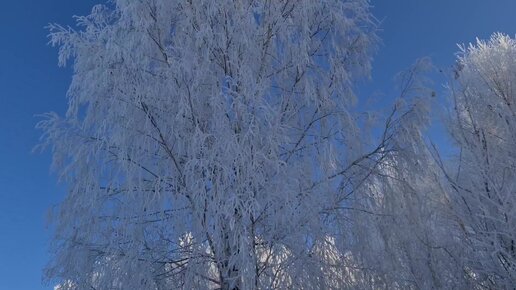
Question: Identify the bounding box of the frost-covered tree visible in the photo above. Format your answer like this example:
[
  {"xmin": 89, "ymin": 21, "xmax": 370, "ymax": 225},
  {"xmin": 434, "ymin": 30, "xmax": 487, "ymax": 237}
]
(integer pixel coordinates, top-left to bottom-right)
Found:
[
  {"xmin": 346, "ymin": 34, "xmax": 516, "ymax": 290},
  {"xmin": 39, "ymin": 1, "xmax": 388, "ymax": 289},
  {"xmin": 444, "ymin": 33, "xmax": 516, "ymax": 288},
  {"xmin": 336, "ymin": 59, "xmax": 470, "ymax": 289}
]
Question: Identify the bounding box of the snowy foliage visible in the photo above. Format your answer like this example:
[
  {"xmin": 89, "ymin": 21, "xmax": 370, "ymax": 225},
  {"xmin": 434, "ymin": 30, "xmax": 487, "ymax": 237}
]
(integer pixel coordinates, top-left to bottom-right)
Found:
[
  {"xmin": 39, "ymin": 1, "xmax": 387, "ymax": 289},
  {"xmin": 444, "ymin": 33, "xmax": 516, "ymax": 288},
  {"xmin": 40, "ymin": 0, "xmax": 516, "ymax": 288}
]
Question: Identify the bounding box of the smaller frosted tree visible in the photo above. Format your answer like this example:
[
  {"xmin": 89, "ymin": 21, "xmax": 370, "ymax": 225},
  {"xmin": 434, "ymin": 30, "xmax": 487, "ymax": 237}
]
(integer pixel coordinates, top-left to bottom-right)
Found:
[
  {"xmin": 445, "ymin": 33, "xmax": 516, "ymax": 287},
  {"xmin": 343, "ymin": 59, "xmax": 470, "ymax": 289}
]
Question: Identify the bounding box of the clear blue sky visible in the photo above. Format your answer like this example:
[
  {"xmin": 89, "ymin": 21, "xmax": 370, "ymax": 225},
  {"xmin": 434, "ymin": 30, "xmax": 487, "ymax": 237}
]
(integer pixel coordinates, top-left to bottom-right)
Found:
[{"xmin": 0, "ymin": 1, "xmax": 514, "ymax": 289}]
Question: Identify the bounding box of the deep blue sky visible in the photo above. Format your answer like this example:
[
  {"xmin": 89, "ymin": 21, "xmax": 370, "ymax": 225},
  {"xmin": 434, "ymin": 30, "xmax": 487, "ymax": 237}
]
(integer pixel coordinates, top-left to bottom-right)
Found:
[{"xmin": 0, "ymin": 1, "xmax": 515, "ymax": 289}]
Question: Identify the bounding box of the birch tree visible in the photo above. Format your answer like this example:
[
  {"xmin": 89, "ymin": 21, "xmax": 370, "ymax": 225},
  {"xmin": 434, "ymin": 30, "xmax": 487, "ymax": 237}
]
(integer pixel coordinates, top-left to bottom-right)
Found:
[
  {"xmin": 340, "ymin": 59, "xmax": 470, "ymax": 289},
  {"xmin": 39, "ymin": 1, "xmax": 385, "ymax": 289},
  {"xmin": 444, "ymin": 33, "xmax": 516, "ymax": 288}
]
